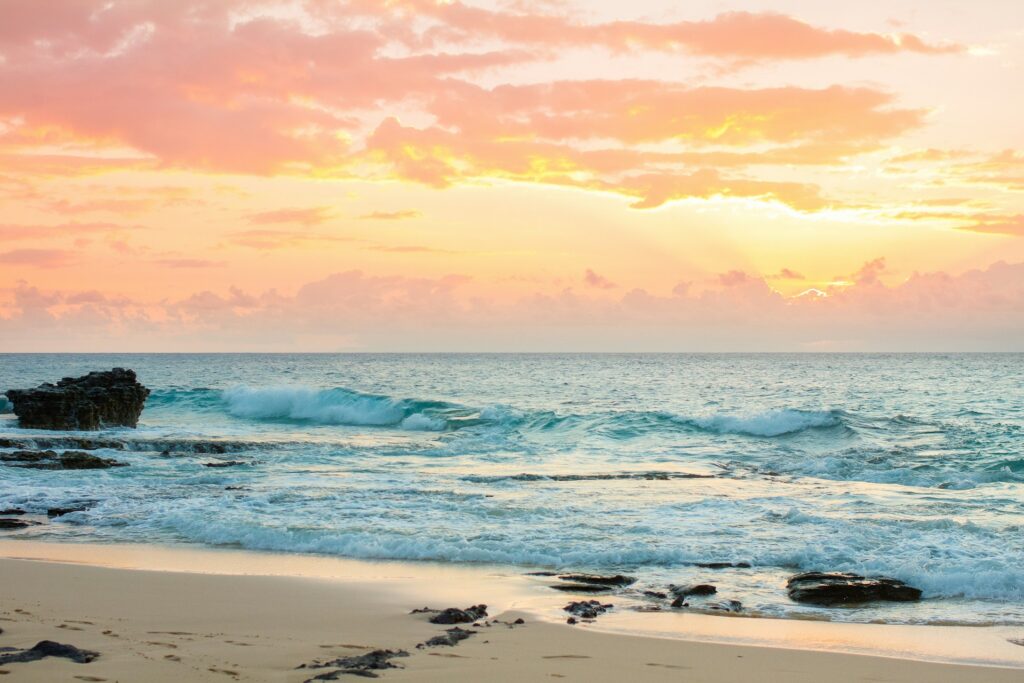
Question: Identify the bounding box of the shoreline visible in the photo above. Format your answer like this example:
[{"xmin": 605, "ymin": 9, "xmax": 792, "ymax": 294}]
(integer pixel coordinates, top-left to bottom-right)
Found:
[{"xmin": 1, "ymin": 540, "xmax": 1022, "ymax": 681}]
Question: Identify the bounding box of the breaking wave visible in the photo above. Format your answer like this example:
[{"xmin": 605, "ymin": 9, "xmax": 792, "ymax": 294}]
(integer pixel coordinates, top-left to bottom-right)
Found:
[
  {"xmin": 204, "ymin": 385, "xmax": 844, "ymax": 439},
  {"xmin": 221, "ymin": 386, "xmax": 452, "ymax": 431}
]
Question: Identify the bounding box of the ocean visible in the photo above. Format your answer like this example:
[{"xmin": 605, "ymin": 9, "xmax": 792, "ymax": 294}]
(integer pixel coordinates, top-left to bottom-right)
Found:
[{"xmin": 1, "ymin": 353, "xmax": 1022, "ymax": 626}]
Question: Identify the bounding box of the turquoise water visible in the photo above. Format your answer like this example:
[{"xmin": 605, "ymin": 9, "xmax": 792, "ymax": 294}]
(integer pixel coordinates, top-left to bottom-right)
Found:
[{"xmin": 1, "ymin": 353, "xmax": 1022, "ymax": 625}]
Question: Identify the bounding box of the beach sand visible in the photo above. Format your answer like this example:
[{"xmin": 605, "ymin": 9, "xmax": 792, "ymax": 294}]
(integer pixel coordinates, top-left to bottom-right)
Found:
[{"xmin": 1, "ymin": 541, "xmax": 1022, "ymax": 682}]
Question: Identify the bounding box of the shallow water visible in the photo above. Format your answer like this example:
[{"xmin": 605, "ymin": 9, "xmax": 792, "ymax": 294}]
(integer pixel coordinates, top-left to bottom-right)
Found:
[{"xmin": 1, "ymin": 353, "xmax": 1022, "ymax": 625}]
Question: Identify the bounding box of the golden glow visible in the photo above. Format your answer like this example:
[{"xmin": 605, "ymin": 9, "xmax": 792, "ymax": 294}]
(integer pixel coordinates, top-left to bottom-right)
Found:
[{"xmin": 0, "ymin": 0, "xmax": 1021, "ymax": 350}]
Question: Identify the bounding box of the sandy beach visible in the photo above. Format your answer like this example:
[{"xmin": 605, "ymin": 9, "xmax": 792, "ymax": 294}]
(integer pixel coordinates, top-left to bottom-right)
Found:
[{"xmin": 1, "ymin": 541, "xmax": 1022, "ymax": 682}]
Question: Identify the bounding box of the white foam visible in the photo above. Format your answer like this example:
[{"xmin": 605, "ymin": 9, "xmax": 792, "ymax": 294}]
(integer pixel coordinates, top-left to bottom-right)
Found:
[{"xmin": 693, "ymin": 409, "xmax": 840, "ymax": 437}]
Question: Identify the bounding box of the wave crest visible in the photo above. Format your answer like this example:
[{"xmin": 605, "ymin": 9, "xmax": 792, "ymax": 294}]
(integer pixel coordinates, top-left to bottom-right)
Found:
[
  {"xmin": 222, "ymin": 386, "xmax": 448, "ymax": 431},
  {"xmin": 689, "ymin": 409, "xmax": 841, "ymax": 437}
]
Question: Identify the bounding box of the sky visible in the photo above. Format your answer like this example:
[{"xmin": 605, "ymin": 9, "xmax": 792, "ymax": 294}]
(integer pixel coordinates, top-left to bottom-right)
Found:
[{"xmin": 0, "ymin": 0, "xmax": 1022, "ymax": 351}]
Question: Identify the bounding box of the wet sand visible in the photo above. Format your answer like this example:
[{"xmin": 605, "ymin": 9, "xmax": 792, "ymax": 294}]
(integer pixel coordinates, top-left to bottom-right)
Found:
[{"xmin": 1, "ymin": 541, "xmax": 1022, "ymax": 682}]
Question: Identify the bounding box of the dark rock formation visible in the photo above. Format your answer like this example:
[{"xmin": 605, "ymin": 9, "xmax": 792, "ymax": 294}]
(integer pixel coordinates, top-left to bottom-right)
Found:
[
  {"xmin": 705, "ymin": 600, "xmax": 744, "ymax": 613},
  {"xmin": 202, "ymin": 460, "xmax": 248, "ymax": 468},
  {"xmin": 0, "ymin": 518, "xmax": 37, "ymax": 529},
  {"xmin": 550, "ymin": 583, "xmax": 613, "ymax": 593},
  {"xmin": 786, "ymin": 572, "xmax": 922, "ymax": 605},
  {"xmin": 669, "ymin": 584, "xmax": 717, "ymax": 598},
  {"xmin": 669, "ymin": 583, "xmax": 718, "ymax": 608},
  {"xmin": 428, "ymin": 605, "xmax": 488, "ymax": 625},
  {"xmin": 695, "ymin": 562, "xmax": 752, "ymax": 569},
  {"xmin": 6, "ymin": 368, "xmax": 149, "ymax": 430},
  {"xmin": 563, "ymin": 600, "xmax": 612, "ymax": 620},
  {"xmin": 1, "ymin": 450, "xmax": 127, "ymax": 469},
  {"xmin": 643, "ymin": 590, "xmax": 667, "ymax": 599},
  {"xmin": 300, "ymin": 649, "xmax": 408, "ymax": 681},
  {"xmin": 48, "ymin": 505, "xmax": 92, "ymax": 517},
  {"xmin": 558, "ymin": 574, "xmax": 636, "ymax": 587},
  {"xmin": 418, "ymin": 627, "xmax": 476, "ymax": 648},
  {"xmin": 1, "ymin": 450, "xmax": 51, "ymax": 463},
  {"xmin": 0, "ymin": 508, "xmax": 26, "ymax": 515},
  {"xmin": 0, "ymin": 640, "xmax": 99, "ymax": 665}
]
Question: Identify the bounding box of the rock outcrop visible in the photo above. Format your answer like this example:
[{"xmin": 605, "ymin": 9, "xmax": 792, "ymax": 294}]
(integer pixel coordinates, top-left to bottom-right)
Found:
[
  {"xmin": 0, "ymin": 640, "xmax": 99, "ymax": 664},
  {"xmin": 787, "ymin": 572, "xmax": 922, "ymax": 605},
  {"xmin": 427, "ymin": 605, "xmax": 488, "ymax": 625},
  {"xmin": 6, "ymin": 368, "xmax": 149, "ymax": 430},
  {"xmin": 558, "ymin": 573, "xmax": 636, "ymax": 587},
  {"xmin": 0, "ymin": 450, "xmax": 127, "ymax": 469}
]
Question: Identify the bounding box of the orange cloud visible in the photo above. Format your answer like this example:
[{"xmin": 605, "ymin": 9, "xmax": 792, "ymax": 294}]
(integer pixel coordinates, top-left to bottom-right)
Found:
[
  {"xmin": 247, "ymin": 207, "xmax": 335, "ymax": 226},
  {"xmin": 0, "ymin": 221, "xmax": 135, "ymax": 241},
  {"xmin": 153, "ymin": 258, "xmax": 227, "ymax": 268},
  {"xmin": 958, "ymin": 214, "xmax": 1024, "ymax": 237},
  {"xmin": 224, "ymin": 229, "xmax": 352, "ymax": 250},
  {"xmin": 0, "ymin": 248, "xmax": 76, "ymax": 268},
  {"xmin": 359, "ymin": 210, "xmax": 423, "ymax": 221}
]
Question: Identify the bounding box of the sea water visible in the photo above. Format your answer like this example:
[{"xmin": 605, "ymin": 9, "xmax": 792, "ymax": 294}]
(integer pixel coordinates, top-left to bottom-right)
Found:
[{"xmin": 1, "ymin": 353, "xmax": 1022, "ymax": 625}]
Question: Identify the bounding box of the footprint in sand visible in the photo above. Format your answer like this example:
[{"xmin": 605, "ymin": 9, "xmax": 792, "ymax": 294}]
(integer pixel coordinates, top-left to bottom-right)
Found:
[
  {"xmin": 145, "ymin": 641, "xmax": 178, "ymax": 648},
  {"xmin": 646, "ymin": 663, "xmax": 688, "ymax": 670},
  {"xmin": 428, "ymin": 653, "xmax": 468, "ymax": 658},
  {"xmin": 68, "ymin": 620, "xmax": 95, "ymax": 625},
  {"xmin": 73, "ymin": 677, "xmax": 107, "ymax": 682},
  {"xmin": 101, "ymin": 630, "xmax": 120, "ymax": 638},
  {"xmin": 164, "ymin": 654, "xmax": 181, "ymax": 662},
  {"xmin": 207, "ymin": 667, "xmax": 239, "ymax": 678},
  {"xmin": 58, "ymin": 623, "xmax": 84, "ymax": 630},
  {"xmin": 319, "ymin": 643, "xmax": 373, "ymax": 649},
  {"xmin": 542, "ymin": 655, "xmax": 591, "ymax": 659}
]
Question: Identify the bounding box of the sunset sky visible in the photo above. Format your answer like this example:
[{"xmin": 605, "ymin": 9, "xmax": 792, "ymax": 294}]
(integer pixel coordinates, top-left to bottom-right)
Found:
[{"xmin": 1, "ymin": 0, "xmax": 1022, "ymax": 351}]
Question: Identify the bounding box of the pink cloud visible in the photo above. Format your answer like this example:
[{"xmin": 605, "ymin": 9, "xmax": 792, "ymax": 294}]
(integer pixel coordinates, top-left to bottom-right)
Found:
[
  {"xmin": 584, "ymin": 269, "xmax": 616, "ymax": 289},
  {"xmin": 3, "ymin": 261, "xmax": 1020, "ymax": 351},
  {"xmin": 0, "ymin": 2, "xmax": 937, "ymax": 213},
  {"xmin": 0, "ymin": 248, "xmax": 76, "ymax": 268},
  {"xmin": 398, "ymin": 4, "xmax": 961, "ymax": 61}
]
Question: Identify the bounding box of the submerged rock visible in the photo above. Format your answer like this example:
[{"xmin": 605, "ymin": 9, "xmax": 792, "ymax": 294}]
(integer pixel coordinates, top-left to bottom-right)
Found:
[
  {"xmin": 0, "ymin": 518, "xmax": 37, "ymax": 529},
  {"xmin": 669, "ymin": 584, "xmax": 717, "ymax": 598},
  {"xmin": 202, "ymin": 460, "xmax": 248, "ymax": 468},
  {"xmin": 47, "ymin": 504, "xmax": 92, "ymax": 517},
  {"xmin": 428, "ymin": 605, "xmax": 488, "ymax": 625},
  {"xmin": 1, "ymin": 450, "xmax": 53, "ymax": 463},
  {"xmin": 2, "ymin": 450, "xmax": 127, "ymax": 470},
  {"xmin": 6, "ymin": 368, "xmax": 149, "ymax": 430},
  {"xmin": 695, "ymin": 562, "xmax": 752, "ymax": 569},
  {"xmin": 786, "ymin": 572, "xmax": 922, "ymax": 605},
  {"xmin": 550, "ymin": 583, "xmax": 613, "ymax": 593},
  {"xmin": 0, "ymin": 640, "xmax": 99, "ymax": 664},
  {"xmin": 558, "ymin": 574, "xmax": 636, "ymax": 587},
  {"xmin": 705, "ymin": 600, "xmax": 744, "ymax": 613}
]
